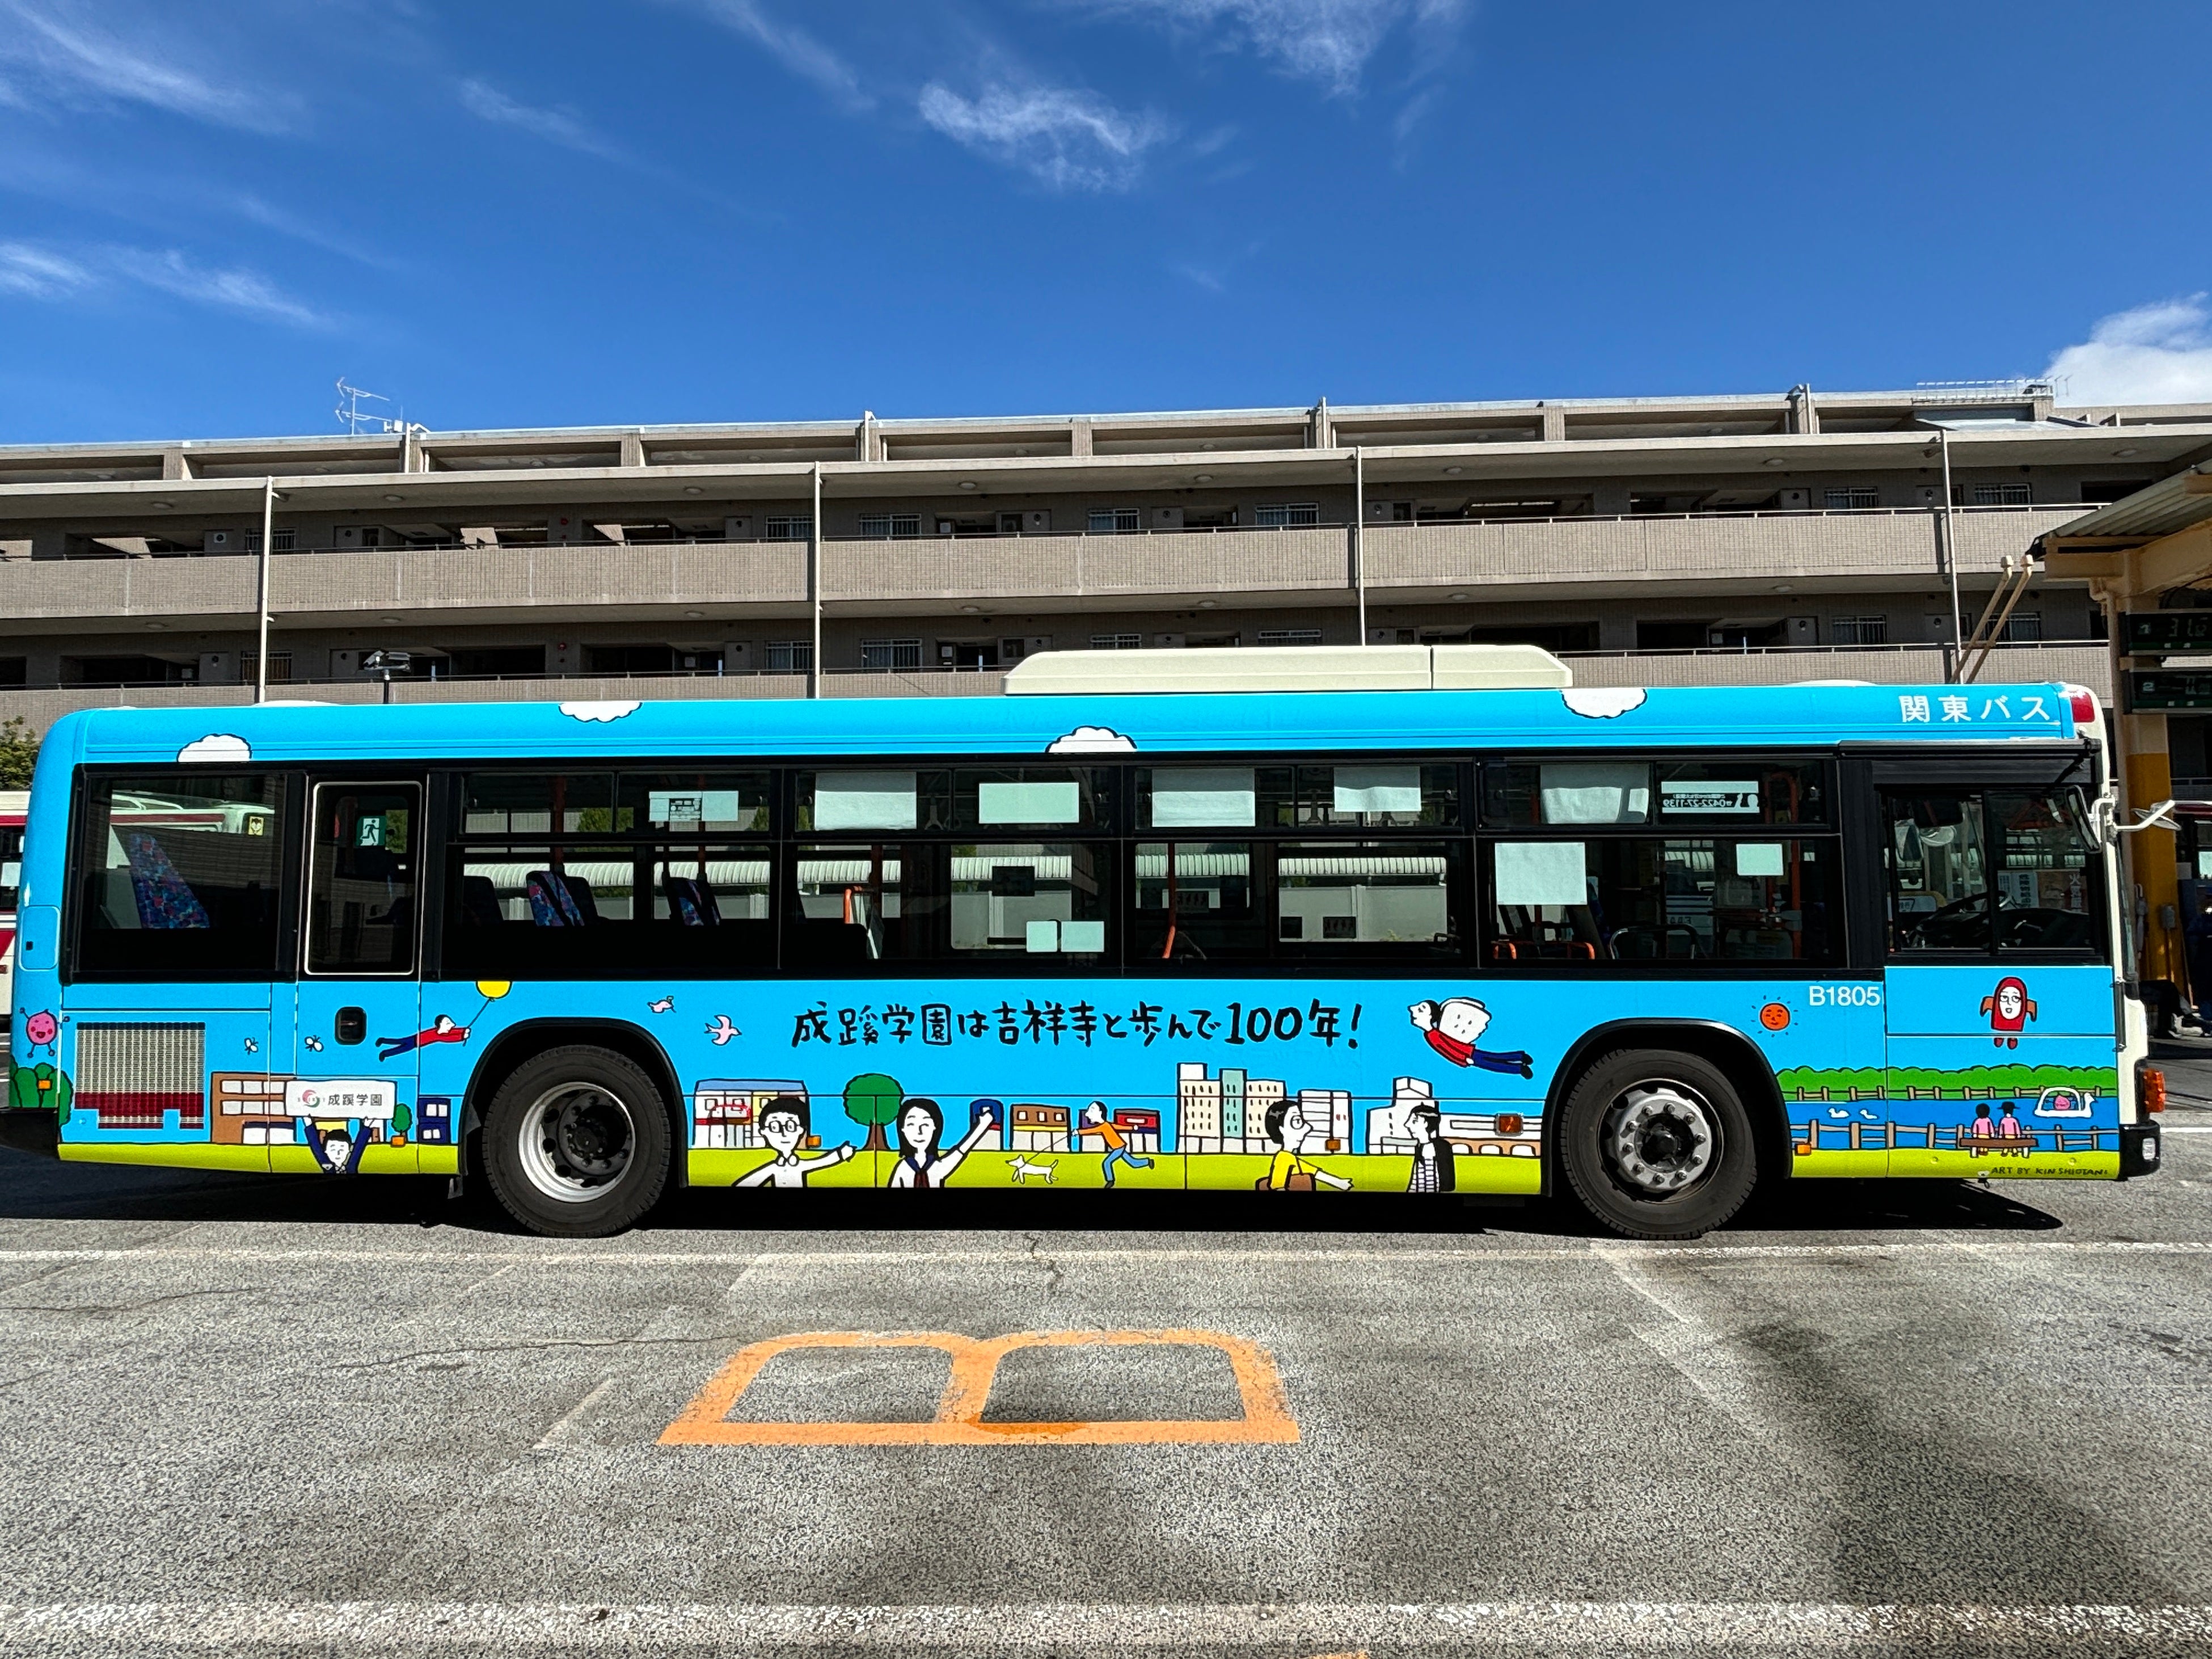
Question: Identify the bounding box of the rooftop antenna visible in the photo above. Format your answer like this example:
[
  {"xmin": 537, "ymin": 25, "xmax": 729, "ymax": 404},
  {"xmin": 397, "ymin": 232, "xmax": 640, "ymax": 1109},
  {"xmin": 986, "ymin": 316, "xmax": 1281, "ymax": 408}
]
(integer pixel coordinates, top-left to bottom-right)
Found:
[{"xmin": 335, "ymin": 378, "xmax": 390, "ymax": 434}]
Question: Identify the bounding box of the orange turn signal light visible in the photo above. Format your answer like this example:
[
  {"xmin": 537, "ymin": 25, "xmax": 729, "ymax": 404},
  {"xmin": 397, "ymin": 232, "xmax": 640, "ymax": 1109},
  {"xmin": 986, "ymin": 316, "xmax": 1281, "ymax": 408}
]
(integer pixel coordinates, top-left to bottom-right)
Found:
[{"xmin": 2139, "ymin": 1065, "xmax": 2167, "ymax": 1114}]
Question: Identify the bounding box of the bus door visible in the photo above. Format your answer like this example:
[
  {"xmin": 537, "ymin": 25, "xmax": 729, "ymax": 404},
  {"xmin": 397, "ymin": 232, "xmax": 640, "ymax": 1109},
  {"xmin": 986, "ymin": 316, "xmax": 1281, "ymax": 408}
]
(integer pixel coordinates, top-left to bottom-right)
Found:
[
  {"xmin": 1879, "ymin": 771, "xmax": 2114, "ymax": 1176},
  {"xmin": 291, "ymin": 778, "xmax": 424, "ymax": 1175}
]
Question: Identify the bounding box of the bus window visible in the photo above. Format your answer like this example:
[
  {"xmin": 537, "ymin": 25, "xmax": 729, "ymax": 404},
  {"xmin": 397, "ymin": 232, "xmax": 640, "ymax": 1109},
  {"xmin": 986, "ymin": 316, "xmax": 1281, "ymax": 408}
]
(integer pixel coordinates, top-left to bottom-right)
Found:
[
  {"xmin": 954, "ymin": 768, "xmax": 1105, "ymax": 831},
  {"xmin": 949, "ymin": 844, "xmax": 1109, "ymax": 957},
  {"xmin": 624, "ymin": 771, "xmax": 770, "ymax": 834},
  {"xmin": 446, "ymin": 842, "xmax": 775, "ymax": 978},
  {"xmin": 1132, "ymin": 842, "xmax": 1267, "ymax": 961},
  {"xmin": 1483, "ymin": 761, "xmax": 1651, "ymax": 826},
  {"xmin": 1887, "ymin": 791, "xmax": 2101, "ymax": 956},
  {"xmin": 73, "ymin": 772, "xmax": 289, "ymax": 978},
  {"xmin": 1138, "ymin": 769, "xmax": 1257, "ymax": 830},
  {"xmin": 462, "ymin": 771, "xmax": 624, "ymax": 835},
  {"xmin": 787, "ymin": 843, "xmax": 945, "ymax": 965},
  {"xmin": 1487, "ymin": 837, "xmax": 1837, "ymax": 964},
  {"xmin": 305, "ymin": 784, "xmax": 419, "ymax": 974},
  {"xmin": 1656, "ymin": 761, "xmax": 1827, "ymax": 824},
  {"xmin": 1259, "ymin": 764, "xmax": 1459, "ymax": 829},
  {"xmin": 1275, "ymin": 842, "xmax": 1460, "ymax": 952},
  {"xmin": 796, "ymin": 770, "xmax": 951, "ymax": 833}
]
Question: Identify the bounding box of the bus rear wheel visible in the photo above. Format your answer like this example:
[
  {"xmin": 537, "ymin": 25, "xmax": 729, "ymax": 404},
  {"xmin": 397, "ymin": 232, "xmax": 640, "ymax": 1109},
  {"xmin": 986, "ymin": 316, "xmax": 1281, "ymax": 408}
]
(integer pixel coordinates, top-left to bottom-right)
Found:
[
  {"xmin": 1557, "ymin": 1048, "xmax": 1757, "ymax": 1240},
  {"xmin": 481, "ymin": 1045, "xmax": 672, "ymax": 1238}
]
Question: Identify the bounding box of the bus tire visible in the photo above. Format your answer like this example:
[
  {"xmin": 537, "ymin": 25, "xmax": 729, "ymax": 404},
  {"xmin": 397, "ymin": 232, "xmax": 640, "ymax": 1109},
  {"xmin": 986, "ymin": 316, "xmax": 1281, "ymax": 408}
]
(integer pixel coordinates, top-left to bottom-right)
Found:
[
  {"xmin": 1556, "ymin": 1048, "xmax": 1757, "ymax": 1240},
  {"xmin": 480, "ymin": 1045, "xmax": 672, "ymax": 1238}
]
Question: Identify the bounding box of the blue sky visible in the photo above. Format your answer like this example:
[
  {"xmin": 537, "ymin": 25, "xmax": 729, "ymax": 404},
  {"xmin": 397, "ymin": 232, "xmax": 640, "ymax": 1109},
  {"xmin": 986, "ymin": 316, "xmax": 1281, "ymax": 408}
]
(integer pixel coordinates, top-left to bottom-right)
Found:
[{"xmin": 3, "ymin": 0, "xmax": 2210, "ymax": 442}]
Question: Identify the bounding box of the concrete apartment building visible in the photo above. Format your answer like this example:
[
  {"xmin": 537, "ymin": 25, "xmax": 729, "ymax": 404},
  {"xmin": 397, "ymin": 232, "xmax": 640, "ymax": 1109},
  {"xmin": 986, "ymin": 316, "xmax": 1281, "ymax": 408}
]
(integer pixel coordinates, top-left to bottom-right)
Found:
[{"xmin": 3, "ymin": 381, "xmax": 2209, "ymax": 733}]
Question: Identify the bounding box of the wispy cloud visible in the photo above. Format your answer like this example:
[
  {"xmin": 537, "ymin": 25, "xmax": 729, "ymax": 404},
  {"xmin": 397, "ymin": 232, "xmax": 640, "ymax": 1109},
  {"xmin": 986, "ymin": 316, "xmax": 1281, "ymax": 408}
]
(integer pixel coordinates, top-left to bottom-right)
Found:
[
  {"xmin": 2046, "ymin": 297, "xmax": 2212, "ymax": 407},
  {"xmin": 919, "ymin": 80, "xmax": 1171, "ymax": 192},
  {"xmin": 459, "ymin": 78, "xmax": 622, "ymax": 160},
  {"xmin": 681, "ymin": 0, "xmax": 872, "ymax": 111},
  {"xmin": 0, "ymin": 0, "xmax": 288, "ymax": 130},
  {"xmin": 0, "ymin": 238, "xmax": 332, "ymax": 328},
  {"xmin": 1070, "ymin": 0, "xmax": 1468, "ymax": 95}
]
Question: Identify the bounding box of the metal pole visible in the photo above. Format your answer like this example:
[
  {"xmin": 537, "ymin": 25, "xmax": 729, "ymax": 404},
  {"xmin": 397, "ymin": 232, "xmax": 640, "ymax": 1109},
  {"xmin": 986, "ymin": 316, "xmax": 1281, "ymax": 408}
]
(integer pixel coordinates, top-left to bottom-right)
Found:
[
  {"xmin": 255, "ymin": 476, "xmax": 274, "ymax": 704},
  {"xmin": 808, "ymin": 462, "xmax": 822, "ymax": 699},
  {"xmin": 1351, "ymin": 446, "xmax": 1365, "ymax": 645},
  {"xmin": 1939, "ymin": 430, "xmax": 1962, "ymax": 683}
]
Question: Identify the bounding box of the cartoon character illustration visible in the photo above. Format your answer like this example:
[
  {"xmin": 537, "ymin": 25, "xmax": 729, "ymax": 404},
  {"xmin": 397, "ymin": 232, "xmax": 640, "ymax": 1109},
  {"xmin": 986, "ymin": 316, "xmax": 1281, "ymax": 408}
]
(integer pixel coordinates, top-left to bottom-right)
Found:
[
  {"xmin": 1260, "ymin": 1098, "xmax": 1351, "ymax": 1192},
  {"xmin": 303, "ymin": 1035, "xmax": 324, "ymax": 1053},
  {"xmin": 648, "ymin": 996, "xmax": 674, "ymax": 1014},
  {"xmin": 706, "ymin": 1015, "xmax": 741, "ymax": 1046},
  {"xmin": 376, "ymin": 1014, "xmax": 471, "ymax": 1061},
  {"xmin": 2032, "ymin": 1087, "xmax": 2094, "ymax": 1119},
  {"xmin": 243, "ymin": 1037, "xmax": 259, "ymax": 1054},
  {"xmin": 735, "ymin": 1096, "xmax": 855, "ymax": 1188},
  {"xmin": 1979, "ymin": 976, "xmax": 2037, "ymax": 1048},
  {"xmin": 21, "ymin": 1011, "xmax": 57, "ymax": 1052},
  {"xmin": 887, "ymin": 1096, "xmax": 995, "ymax": 1189},
  {"xmin": 1964, "ymin": 1102, "xmax": 1996, "ymax": 1146},
  {"xmin": 1009, "ymin": 1155, "xmax": 1058, "ymax": 1184},
  {"xmin": 1408, "ymin": 998, "xmax": 1534, "ymax": 1078},
  {"xmin": 305, "ymin": 1121, "xmax": 369, "ymax": 1175},
  {"xmin": 1075, "ymin": 1100, "xmax": 1154, "ymax": 1188},
  {"xmin": 1997, "ymin": 1102, "xmax": 2025, "ymax": 1139},
  {"xmin": 1404, "ymin": 1100, "xmax": 1458, "ymax": 1193}
]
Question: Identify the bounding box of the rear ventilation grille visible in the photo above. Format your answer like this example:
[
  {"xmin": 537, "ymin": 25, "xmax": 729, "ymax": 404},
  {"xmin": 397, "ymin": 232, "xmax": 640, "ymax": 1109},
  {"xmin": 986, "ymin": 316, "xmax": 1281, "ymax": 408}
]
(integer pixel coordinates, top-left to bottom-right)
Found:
[{"xmin": 77, "ymin": 1023, "xmax": 206, "ymax": 1130}]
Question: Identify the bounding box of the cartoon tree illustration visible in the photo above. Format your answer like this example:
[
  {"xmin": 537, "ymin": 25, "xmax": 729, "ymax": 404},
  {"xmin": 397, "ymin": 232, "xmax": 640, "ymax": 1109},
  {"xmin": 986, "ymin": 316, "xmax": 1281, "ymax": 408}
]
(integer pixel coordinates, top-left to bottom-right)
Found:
[
  {"xmin": 390, "ymin": 1101, "xmax": 412, "ymax": 1145},
  {"xmin": 10, "ymin": 1063, "xmax": 70, "ymax": 1115},
  {"xmin": 843, "ymin": 1072, "xmax": 902, "ymax": 1151}
]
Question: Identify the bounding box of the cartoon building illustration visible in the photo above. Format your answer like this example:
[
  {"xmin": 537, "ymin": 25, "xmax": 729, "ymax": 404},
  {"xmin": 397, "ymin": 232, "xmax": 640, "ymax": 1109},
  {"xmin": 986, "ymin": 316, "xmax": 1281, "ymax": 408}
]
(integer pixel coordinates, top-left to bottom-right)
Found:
[
  {"xmin": 692, "ymin": 1078, "xmax": 807, "ymax": 1150},
  {"xmin": 1006, "ymin": 1103, "xmax": 1071, "ymax": 1152},
  {"xmin": 1112, "ymin": 1108, "xmax": 1161, "ymax": 1153},
  {"xmin": 967, "ymin": 1099, "xmax": 1005, "ymax": 1151},
  {"xmin": 1297, "ymin": 1087, "xmax": 1353, "ymax": 1153},
  {"xmin": 210, "ymin": 1071, "xmax": 293, "ymax": 1145},
  {"xmin": 1179, "ymin": 1062, "xmax": 1289, "ymax": 1153},
  {"xmin": 416, "ymin": 1096, "xmax": 454, "ymax": 1146}
]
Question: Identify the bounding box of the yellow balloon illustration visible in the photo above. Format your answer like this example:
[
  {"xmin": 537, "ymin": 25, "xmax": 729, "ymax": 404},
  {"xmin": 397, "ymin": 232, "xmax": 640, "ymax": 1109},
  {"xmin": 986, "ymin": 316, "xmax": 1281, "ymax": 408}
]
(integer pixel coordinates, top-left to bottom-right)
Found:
[{"xmin": 475, "ymin": 980, "xmax": 512, "ymax": 999}]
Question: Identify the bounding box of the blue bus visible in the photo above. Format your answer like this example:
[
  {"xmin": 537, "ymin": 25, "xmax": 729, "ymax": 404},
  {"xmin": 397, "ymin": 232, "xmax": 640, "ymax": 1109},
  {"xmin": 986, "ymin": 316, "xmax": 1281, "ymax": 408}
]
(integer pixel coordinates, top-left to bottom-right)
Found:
[{"xmin": 0, "ymin": 646, "xmax": 2163, "ymax": 1237}]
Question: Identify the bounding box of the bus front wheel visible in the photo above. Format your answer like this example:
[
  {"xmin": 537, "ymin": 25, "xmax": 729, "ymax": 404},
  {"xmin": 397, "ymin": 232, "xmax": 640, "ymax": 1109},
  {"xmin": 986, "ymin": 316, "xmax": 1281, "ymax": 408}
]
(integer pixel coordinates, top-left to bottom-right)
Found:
[
  {"xmin": 481, "ymin": 1045, "xmax": 672, "ymax": 1238},
  {"xmin": 1557, "ymin": 1049, "xmax": 1757, "ymax": 1240}
]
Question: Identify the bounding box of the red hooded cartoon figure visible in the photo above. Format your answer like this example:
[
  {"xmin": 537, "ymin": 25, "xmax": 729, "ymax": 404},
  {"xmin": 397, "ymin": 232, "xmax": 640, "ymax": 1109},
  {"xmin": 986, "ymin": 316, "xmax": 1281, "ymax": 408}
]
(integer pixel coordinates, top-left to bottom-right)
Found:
[{"xmin": 1979, "ymin": 976, "xmax": 2037, "ymax": 1047}]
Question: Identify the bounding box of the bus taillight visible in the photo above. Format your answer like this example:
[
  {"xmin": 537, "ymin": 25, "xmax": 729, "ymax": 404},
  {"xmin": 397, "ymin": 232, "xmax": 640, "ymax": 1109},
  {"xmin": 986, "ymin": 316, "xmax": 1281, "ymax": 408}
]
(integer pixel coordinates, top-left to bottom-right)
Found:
[
  {"xmin": 2138, "ymin": 1063, "xmax": 2167, "ymax": 1115},
  {"xmin": 2067, "ymin": 687, "xmax": 2100, "ymax": 729}
]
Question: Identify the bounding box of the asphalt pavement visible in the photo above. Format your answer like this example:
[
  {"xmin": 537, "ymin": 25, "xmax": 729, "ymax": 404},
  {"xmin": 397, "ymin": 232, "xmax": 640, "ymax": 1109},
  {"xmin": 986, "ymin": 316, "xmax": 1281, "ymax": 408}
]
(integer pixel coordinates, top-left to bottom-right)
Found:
[{"xmin": 0, "ymin": 1061, "xmax": 2208, "ymax": 1658}]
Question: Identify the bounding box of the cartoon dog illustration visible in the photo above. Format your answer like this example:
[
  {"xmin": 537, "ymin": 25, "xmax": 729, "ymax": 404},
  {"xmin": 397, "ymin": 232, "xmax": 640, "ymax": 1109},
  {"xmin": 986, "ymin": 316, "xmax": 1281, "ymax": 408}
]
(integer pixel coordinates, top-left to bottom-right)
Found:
[
  {"xmin": 1008, "ymin": 1155, "xmax": 1058, "ymax": 1185},
  {"xmin": 1408, "ymin": 998, "xmax": 1534, "ymax": 1078}
]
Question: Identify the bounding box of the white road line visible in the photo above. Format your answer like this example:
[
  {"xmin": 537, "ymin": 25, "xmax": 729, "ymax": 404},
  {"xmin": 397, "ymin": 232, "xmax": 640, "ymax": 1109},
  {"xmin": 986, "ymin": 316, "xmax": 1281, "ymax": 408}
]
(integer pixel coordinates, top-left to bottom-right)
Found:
[
  {"xmin": 0, "ymin": 1239, "xmax": 2209, "ymax": 1270},
  {"xmin": 2163, "ymin": 1125, "xmax": 2212, "ymax": 1134},
  {"xmin": 1, "ymin": 1600, "xmax": 2210, "ymax": 1648},
  {"xmin": 532, "ymin": 1377, "xmax": 614, "ymax": 1450}
]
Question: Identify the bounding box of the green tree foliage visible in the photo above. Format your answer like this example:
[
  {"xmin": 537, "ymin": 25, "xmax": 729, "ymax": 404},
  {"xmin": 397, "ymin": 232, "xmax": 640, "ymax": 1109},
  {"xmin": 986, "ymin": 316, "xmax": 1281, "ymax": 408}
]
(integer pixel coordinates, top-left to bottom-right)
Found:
[
  {"xmin": 842, "ymin": 1072, "xmax": 902, "ymax": 1151},
  {"xmin": 0, "ymin": 717, "xmax": 37, "ymax": 789}
]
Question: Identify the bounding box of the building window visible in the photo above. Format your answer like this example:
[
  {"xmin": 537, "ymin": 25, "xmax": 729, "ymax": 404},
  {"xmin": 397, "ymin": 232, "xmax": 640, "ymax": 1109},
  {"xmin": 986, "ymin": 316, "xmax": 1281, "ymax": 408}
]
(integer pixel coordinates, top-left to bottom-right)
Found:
[
  {"xmin": 859, "ymin": 639, "xmax": 922, "ymax": 670},
  {"xmin": 1090, "ymin": 633, "xmax": 1143, "ymax": 650},
  {"xmin": 1087, "ymin": 508, "xmax": 1141, "ymax": 534},
  {"xmin": 1256, "ymin": 628, "xmax": 1323, "ymax": 647},
  {"xmin": 1831, "ymin": 616, "xmax": 1888, "ymax": 645},
  {"xmin": 1822, "ymin": 487, "xmax": 1880, "ymax": 510},
  {"xmin": 858, "ymin": 513, "xmax": 921, "ymax": 538},
  {"xmin": 1256, "ymin": 503, "xmax": 1322, "ymax": 527},
  {"xmin": 239, "ymin": 652, "xmax": 293, "ymax": 684},
  {"xmin": 765, "ymin": 515, "xmax": 811, "ymax": 540},
  {"xmin": 1971, "ymin": 483, "xmax": 2032, "ymax": 506},
  {"xmin": 2002, "ymin": 612, "xmax": 2043, "ymax": 643},
  {"xmin": 765, "ymin": 640, "xmax": 813, "ymax": 673},
  {"xmin": 242, "ymin": 529, "xmax": 297, "ymax": 553}
]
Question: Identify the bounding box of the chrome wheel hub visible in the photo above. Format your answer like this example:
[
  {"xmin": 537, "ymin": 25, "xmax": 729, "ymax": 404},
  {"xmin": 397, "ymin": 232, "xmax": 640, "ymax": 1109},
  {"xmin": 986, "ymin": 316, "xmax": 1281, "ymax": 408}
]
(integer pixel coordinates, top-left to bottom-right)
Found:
[
  {"xmin": 518, "ymin": 1083, "xmax": 636, "ymax": 1203},
  {"xmin": 1602, "ymin": 1083, "xmax": 1717, "ymax": 1195}
]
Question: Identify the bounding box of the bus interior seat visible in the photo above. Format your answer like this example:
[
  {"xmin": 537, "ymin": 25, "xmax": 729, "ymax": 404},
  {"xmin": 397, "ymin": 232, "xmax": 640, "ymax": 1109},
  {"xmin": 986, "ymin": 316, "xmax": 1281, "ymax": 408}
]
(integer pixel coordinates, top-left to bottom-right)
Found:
[
  {"xmin": 665, "ymin": 874, "xmax": 720, "ymax": 927},
  {"xmin": 524, "ymin": 870, "xmax": 599, "ymax": 927},
  {"xmin": 458, "ymin": 875, "xmax": 503, "ymax": 927},
  {"xmin": 121, "ymin": 832, "xmax": 210, "ymax": 930},
  {"xmin": 787, "ymin": 919, "xmax": 875, "ymax": 965}
]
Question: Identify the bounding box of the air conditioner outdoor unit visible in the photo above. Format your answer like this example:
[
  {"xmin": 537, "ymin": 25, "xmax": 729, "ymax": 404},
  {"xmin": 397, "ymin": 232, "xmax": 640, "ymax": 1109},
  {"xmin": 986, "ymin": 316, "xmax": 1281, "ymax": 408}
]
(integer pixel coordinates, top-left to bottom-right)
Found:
[
  {"xmin": 936, "ymin": 520, "xmax": 956, "ymax": 537},
  {"xmin": 723, "ymin": 516, "xmax": 752, "ymax": 540},
  {"xmin": 1787, "ymin": 617, "xmax": 1817, "ymax": 645},
  {"xmin": 206, "ymin": 529, "xmax": 235, "ymax": 550},
  {"xmin": 1025, "ymin": 510, "xmax": 1050, "ymax": 533},
  {"xmin": 1154, "ymin": 632, "xmax": 1186, "ymax": 649},
  {"xmin": 1778, "ymin": 488, "xmax": 1811, "ymax": 510},
  {"xmin": 1153, "ymin": 506, "xmax": 1184, "ymax": 529},
  {"xmin": 723, "ymin": 640, "xmax": 752, "ymax": 670}
]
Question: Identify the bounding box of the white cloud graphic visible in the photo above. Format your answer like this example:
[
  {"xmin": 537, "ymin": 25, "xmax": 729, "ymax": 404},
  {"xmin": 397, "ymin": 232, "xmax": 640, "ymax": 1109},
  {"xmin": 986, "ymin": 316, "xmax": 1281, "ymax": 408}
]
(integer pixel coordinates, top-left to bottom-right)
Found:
[
  {"xmin": 558, "ymin": 700, "xmax": 640, "ymax": 723},
  {"xmin": 176, "ymin": 733, "xmax": 250, "ymax": 763},
  {"xmin": 1561, "ymin": 688, "xmax": 1647, "ymax": 720},
  {"xmin": 1047, "ymin": 724, "xmax": 1137, "ymax": 753}
]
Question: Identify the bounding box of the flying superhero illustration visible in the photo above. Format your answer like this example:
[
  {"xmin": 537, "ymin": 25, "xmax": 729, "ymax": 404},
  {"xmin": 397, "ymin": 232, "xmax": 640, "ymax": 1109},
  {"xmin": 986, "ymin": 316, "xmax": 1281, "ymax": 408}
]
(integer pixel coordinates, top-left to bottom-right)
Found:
[
  {"xmin": 1408, "ymin": 998, "xmax": 1534, "ymax": 1079},
  {"xmin": 377, "ymin": 1014, "xmax": 471, "ymax": 1061},
  {"xmin": 1980, "ymin": 977, "xmax": 2037, "ymax": 1048}
]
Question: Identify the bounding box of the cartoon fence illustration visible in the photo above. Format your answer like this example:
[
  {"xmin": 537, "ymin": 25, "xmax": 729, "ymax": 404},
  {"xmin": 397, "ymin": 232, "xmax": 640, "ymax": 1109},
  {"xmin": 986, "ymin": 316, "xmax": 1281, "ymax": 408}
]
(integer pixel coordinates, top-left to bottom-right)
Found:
[{"xmin": 660, "ymin": 1327, "xmax": 1301, "ymax": 1446}]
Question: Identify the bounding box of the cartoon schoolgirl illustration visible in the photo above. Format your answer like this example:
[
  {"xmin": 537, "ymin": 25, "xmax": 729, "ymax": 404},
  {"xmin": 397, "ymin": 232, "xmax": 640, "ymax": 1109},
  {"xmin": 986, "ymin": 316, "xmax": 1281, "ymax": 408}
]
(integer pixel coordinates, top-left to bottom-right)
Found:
[
  {"xmin": 887, "ymin": 1096, "xmax": 995, "ymax": 1189},
  {"xmin": 1404, "ymin": 1100, "xmax": 1458, "ymax": 1193},
  {"xmin": 1074, "ymin": 1101, "xmax": 1154, "ymax": 1188},
  {"xmin": 1260, "ymin": 1098, "xmax": 1352, "ymax": 1192},
  {"xmin": 1409, "ymin": 998, "xmax": 1534, "ymax": 1078},
  {"xmin": 377, "ymin": 1014, "xmax": 471, "ymax": 1061},
  {"xmin": 736, "ymin": 1096, "xmax": 855, "ymax": 1188},
  {"xmin": 1979, "ymin": 977, "xmax": 2037, "ymax": 1048}
]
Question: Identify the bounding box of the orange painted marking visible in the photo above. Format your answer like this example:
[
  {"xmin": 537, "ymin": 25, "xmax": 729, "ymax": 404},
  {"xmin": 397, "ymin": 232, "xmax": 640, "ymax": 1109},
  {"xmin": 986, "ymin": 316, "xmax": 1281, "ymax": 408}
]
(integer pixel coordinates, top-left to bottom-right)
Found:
[{"xmin": 659, "ymin": 1328, "xmax": 1301, "ymax": 1446}]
